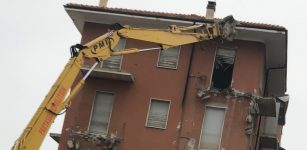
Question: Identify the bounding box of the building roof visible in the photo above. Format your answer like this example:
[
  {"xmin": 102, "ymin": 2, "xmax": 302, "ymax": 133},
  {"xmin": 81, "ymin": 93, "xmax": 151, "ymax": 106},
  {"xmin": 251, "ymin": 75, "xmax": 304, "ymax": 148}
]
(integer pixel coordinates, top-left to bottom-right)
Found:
[{"xmin": 65, "ymin": 3, "xmax": 286, "ymax": 30}]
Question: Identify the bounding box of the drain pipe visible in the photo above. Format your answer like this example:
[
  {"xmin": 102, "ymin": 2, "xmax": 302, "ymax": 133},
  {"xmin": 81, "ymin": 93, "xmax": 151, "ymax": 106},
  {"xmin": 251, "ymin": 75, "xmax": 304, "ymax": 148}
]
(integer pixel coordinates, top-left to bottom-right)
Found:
[
  {"xmin": 175, "ymin": 22, "xmax": 197, "ymax": 150},
  {"xmin": 181, "ymin": 28, "xmax": 196, "ymax": 106},
  {"xmin": 254, "ymin": 66, "xmax": 285, "ymax": 150}
]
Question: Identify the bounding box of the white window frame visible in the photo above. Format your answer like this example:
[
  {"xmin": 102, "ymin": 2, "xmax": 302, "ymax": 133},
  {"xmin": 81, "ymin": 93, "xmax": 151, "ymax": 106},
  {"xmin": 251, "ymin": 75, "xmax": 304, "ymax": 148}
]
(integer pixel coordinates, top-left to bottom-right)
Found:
[
  {"xmin": 209, "ymin": 46, "xmax": 237, "ymax": 89},
  {"xmin": 101, "ymin": 39, "xmax": 126, "ymax": 70},
  {"xmin": 87, "ymin": 91, "xmax": 115, "ymax": 135},
  {"xmin": 208, "ymin": 47, "xmax": 218, "ymax": 89},
  {"xmin": 198, "ymin": 105, "xmax": 226, "ymax": 150},
  {"xmin": 156, "ymin": 46, "xmax": 181, "ymax": 69},
  {"xmin": 145, "ymin": 98, "xmax": 171, "ymax": 129}
]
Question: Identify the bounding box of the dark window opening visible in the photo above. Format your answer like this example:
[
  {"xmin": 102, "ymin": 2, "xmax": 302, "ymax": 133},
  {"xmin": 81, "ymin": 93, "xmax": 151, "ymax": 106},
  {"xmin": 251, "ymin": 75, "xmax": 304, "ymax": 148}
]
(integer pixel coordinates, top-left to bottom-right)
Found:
[{"xmin": 211, "ymin": 47, "xmax": 236, "ymax": 89}]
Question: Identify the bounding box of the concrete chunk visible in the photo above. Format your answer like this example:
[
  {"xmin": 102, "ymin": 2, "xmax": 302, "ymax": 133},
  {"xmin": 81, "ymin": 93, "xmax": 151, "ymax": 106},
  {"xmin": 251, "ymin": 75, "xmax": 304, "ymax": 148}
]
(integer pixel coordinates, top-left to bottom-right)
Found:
[{"xmin": 67, "ymin": 139, "xmax": 74, "ymax": 148}]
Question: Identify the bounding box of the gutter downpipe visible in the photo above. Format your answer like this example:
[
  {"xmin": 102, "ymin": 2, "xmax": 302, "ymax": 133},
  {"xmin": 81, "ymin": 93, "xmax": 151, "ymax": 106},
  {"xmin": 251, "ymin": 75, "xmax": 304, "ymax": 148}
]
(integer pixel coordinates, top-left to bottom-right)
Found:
[
  {"xmin": 285, "ymin": 30, "xmax": 288, "ymax": 92},
  {"xmin": 175, "ymin": 21, "xmax": 196, "ymax": 150},
  {"xmin": 254, "ymin": 66, "xmax": 286, "ymax": 150},
  {"xmin": 181, "ymin": 22, "xmax": 196, "ymax": 106}
]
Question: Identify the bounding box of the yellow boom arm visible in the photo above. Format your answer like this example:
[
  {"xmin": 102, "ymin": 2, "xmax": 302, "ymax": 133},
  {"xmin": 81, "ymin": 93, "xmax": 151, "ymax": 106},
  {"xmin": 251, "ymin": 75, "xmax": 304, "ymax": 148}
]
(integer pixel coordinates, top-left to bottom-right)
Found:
[{"xmin": 12, "ymin": 16, "xmax": 237, "ymax": 150}]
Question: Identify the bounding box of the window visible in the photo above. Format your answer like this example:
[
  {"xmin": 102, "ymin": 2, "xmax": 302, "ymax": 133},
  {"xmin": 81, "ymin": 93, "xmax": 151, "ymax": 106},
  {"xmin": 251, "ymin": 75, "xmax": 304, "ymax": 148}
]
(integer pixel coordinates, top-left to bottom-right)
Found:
[
  {"xmin": 101, "ymin": 39, "xmax": 126, "ymax": 70},
  {"xmin": 157, "ymin": 46, "xmax": 180, "ymax": 69},
  {"xmin": 211, "ymin": 47, "xmax": 236, "ymax": 89},
  {"xmin": 199, "ymin": 107, "xmax": 226, "ymax": 150},
  {"xmin": 88, "ymin": 92, "xmax": 114, "ymax": 135},
  {"xmin": 146, "ymin": 99, "xmax": 170, "ymax": 129}
]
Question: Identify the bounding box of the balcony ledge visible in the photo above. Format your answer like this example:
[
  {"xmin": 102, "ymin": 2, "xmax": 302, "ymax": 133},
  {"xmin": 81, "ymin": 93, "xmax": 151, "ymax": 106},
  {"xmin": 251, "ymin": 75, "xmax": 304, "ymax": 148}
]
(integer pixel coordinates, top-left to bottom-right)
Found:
[
  {"xmin": 81, "ymin": 65, "xmax": 135, "ymax": 82},
  {"xmin": 260, "ymin": 133, "xmax": 278, "ymax": 149}
]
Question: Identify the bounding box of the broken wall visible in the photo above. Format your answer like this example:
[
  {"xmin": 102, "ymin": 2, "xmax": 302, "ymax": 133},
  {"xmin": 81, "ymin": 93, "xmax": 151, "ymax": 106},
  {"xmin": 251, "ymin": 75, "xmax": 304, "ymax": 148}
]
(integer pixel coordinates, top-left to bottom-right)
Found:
[{"xmin": 177, "ymin": 40, "xmax": 265, "ymax": 150}]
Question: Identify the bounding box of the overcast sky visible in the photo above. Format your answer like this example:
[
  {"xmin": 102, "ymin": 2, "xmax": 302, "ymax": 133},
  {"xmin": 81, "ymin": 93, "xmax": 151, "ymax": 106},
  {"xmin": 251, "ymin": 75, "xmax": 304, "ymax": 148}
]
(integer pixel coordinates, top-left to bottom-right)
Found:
[{"xmin": 0, "ymin": 0, "xmax": 305, "ymax": 149}]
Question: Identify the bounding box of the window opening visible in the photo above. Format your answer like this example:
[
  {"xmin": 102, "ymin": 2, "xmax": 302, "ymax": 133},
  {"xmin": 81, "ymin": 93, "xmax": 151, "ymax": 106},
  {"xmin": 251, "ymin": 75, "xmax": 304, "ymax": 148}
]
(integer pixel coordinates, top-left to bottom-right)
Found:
[{"xmin": 211, "ymin": 47, "xmax": 236, "ymax": 89}]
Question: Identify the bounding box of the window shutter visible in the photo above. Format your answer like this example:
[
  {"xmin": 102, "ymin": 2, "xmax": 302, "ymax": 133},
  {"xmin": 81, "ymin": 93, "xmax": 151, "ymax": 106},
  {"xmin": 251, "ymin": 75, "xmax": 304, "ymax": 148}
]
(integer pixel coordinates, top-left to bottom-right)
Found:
[
  {"xmin": 146, "ymin": 100, "xmax": 170, "ymax": 129},
  {"xmin": 216, "ymin": 48, "xmax": 236, "ymax": 64},
  {"xmin": 199, "ymin": 107, "xmax": 226, "ymax": 150},
  {"xmin": 89, "ymin": 92, "xmax": 114, "ymax": 135},
  {"xmin": 157, "ymin": 46, "xmax": 180, "ymax": 69},
  {"xmin": 102, "ymin": 39, "xmax": 125, "ymax": 70}
]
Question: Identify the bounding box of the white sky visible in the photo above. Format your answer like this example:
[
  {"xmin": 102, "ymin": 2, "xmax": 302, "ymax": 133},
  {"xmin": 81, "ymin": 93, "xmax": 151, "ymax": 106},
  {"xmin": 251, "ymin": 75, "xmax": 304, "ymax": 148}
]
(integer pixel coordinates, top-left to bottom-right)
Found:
[{"xmin": 0, "ymin": 0, "xmax": 305, "ymax": 149}]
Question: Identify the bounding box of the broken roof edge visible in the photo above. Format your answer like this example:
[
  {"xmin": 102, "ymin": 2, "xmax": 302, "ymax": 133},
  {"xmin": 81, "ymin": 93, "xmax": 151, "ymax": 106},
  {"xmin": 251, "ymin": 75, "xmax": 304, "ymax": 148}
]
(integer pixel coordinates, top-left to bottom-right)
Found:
[{"xmin": 64, "ymin": 3, "xmax": 286, "ymax": 31}]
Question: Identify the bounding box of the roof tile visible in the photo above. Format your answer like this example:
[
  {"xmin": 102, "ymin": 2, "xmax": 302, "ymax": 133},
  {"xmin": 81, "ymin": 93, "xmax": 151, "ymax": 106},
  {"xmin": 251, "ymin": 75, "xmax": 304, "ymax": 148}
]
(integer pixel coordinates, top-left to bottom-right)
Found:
[{"xmin": 65, "ymin": 3, "xmax": 285, "ymax": 30}]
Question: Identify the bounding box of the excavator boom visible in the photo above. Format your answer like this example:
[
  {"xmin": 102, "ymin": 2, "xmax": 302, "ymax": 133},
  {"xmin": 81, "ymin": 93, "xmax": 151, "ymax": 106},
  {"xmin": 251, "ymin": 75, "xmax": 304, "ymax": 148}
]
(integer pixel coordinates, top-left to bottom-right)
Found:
[{"xmin": 12, "ymin": 15, "xmax": 237, "ymax": 150}]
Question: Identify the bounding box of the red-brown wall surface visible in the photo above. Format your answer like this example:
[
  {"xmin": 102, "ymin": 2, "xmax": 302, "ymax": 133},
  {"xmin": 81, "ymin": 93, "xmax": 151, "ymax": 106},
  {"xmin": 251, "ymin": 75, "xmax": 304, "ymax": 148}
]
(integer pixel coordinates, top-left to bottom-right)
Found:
[{"xmin": 58, "ymin": 22, "xmax": 266, "ymax": 150}]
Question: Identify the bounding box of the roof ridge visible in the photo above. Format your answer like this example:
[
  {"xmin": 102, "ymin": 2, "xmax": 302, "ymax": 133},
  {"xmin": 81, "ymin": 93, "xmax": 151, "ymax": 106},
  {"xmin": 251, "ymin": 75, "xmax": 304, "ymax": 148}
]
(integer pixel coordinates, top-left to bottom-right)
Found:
[{"xmin": 64, "ymin": 3, "xmax": 285, "ymax": 29}]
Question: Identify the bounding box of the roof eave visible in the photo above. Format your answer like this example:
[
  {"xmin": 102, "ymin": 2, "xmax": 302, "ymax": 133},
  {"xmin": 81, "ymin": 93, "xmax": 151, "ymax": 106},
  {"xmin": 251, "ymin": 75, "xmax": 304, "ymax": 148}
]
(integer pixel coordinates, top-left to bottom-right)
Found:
[{"xmin": 64, "ymin": 5, "xmax": 286, "ymax": 31}]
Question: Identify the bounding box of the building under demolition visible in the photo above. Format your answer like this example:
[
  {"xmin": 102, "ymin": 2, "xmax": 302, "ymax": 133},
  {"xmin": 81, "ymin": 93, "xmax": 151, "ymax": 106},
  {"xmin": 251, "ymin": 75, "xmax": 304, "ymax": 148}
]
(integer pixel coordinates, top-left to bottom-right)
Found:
[{"xmin": 50, "ymin": 1, "xmax": 289, "ymax": 150}]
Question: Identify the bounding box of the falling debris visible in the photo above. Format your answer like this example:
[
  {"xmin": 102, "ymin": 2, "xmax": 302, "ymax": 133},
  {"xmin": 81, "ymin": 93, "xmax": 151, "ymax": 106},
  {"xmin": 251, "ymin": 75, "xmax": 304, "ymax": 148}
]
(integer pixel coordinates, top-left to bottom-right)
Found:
[
  {"xmin": 67, "ymin": 129, "xmax": 123, "ymax": 149},
  {"xmin": 67, "ymin": 139, "xmax": 74, "ymax": 149},
  {"xmin": 112, "ymin": 147, "xmax": 119, "ymax": 150},
  {"xmin": 219, "ymin": 15, "xmax": 239, "ymax": 41},
  {"xmin": 245, "ymin": 124, "xmax": 253, "ymax": 135},
  {"xmin": 75, "ymin": 142, "xmax": 80, "ymax": 150},
  {"xmin": 184, "ymin": 138, "xmax": 196, "ymax": 150},
  {"xmin": 202, "ymin": 95, "xmax": 211, "ymax": 100},
  {"xmin": 109, "ymin": 133, "xmax": 118, "ymax": 149},
  {"xmin": 197, "ymin": 90, "xmax": 211, "ymax": 101},
  {"xmin": 197, "ymin": 91, "xmax": 206, "ymax": 98},
  {"xmin": 177, "ymin": 122, "xmax": 181, "ymax": 129},
  {"xmin": 92, "ymin": 137, "xmax": 102, "ymax": 146},
  {"xmin": 246, "ymin": 114, "xmax": 252, "ymax": 123}
]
